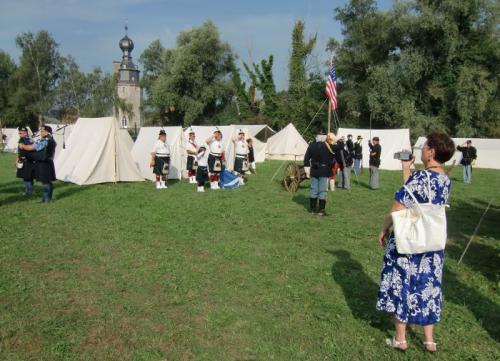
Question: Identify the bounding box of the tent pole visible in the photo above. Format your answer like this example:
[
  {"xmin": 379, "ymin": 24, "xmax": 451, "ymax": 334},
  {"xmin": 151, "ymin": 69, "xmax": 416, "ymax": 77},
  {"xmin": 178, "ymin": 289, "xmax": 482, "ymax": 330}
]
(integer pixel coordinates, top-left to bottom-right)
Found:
[{"xmin": 114, "ymin": 120, "xmax": 118, "ymax": 183}]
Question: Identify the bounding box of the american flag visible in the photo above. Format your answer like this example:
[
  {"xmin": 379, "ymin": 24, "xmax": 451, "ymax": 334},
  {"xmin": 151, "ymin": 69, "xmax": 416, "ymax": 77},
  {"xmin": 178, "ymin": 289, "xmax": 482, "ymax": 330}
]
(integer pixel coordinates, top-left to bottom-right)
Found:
[{"xmin": 325, "ymin": 62, "xmax": 337, "ymax": 110}]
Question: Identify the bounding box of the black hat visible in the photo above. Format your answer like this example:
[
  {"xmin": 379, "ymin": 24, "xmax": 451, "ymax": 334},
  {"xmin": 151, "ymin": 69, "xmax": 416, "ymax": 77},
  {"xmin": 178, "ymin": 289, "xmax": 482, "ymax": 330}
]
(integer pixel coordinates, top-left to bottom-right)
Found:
[
  {"xmin": 348, "ymin": 134, "xmax": 352, "ymax": 138},
  {"xmin": 159, "ymin": 130, "xmax": 166, "ymax": 136},
  {"xmin": 466, "ymin": 140, "xmax": 472, "ymax": 144},
  {"xmin": 373, "ymin": 136, "xmax": 379, "ymax": 141},
  {"xmin": 17, "ymin": 126, "xmax": 28, "ymax": 132},
  {"xmin": 41, "ymin": 125, "xmax": 52, "ymax": 134},
  {"xmin": 357, "ymin": 135, "xmax": 362, "ymax": 139}
]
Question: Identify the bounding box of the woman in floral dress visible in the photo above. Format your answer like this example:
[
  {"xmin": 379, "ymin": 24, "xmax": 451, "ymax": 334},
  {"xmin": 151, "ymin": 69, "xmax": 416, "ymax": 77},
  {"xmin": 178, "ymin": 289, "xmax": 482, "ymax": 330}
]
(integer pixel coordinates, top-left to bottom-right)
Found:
[{"xmin": 376, "ymin": 132, "xmax": 455, "ymax": 352}]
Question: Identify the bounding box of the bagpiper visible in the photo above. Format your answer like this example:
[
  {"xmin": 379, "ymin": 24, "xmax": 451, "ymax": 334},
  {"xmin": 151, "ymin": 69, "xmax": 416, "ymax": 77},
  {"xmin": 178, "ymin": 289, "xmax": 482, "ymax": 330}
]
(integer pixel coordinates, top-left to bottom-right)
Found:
[
  {"xmin": 185, "ymin": 128, "xmax": 198, "ymax": 183},
  {"xmin": 206, "ymin": 129, "xmax": 223, "ymax": 190},
  {"xmin": 150, "ymin": 130, "xmax": 170, "ymax": 189},
  {"xmin": 15, "ymin": 126, "xmax": 35, "ymax": 196}
]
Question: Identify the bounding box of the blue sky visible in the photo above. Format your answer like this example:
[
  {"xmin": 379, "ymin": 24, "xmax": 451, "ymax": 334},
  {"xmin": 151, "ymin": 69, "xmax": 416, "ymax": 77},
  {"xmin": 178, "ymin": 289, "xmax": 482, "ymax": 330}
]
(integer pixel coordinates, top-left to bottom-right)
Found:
[{"xmin": 0, "ymin": 0, "xmax": 392, "ymax": 90}]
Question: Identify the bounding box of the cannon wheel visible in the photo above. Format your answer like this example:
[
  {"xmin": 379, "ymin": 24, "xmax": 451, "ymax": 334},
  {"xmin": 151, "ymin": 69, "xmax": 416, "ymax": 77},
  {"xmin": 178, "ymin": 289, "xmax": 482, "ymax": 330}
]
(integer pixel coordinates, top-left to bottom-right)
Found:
[{"xmin": 282, "ymin": 162, "xmax": 303, "ymax": 192}]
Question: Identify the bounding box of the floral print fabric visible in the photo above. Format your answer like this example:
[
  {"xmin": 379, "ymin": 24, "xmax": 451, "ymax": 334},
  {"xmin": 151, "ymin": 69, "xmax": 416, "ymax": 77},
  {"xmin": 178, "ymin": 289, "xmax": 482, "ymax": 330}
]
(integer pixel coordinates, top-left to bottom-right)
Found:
[{"xmin": 376, "ymin": 170, "xmax": 451, "ymax": 325}]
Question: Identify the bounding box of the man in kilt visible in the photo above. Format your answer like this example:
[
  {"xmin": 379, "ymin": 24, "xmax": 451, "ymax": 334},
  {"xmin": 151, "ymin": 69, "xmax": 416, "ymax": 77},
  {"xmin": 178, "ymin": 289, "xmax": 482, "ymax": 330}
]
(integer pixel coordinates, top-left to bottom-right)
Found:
[
  {"xmin": 206, "ymin": 130, "xmax": 223, "ymax": 190},
  {"xmin": 19, "ymin": 125, "xmax": 57, "ymax": 203},
  {"xmin": 195, "ymin": 145, "xmax": 209, "ymax": 192},
  {"xmin": 15, "ymin": 126, "xmax": 35, "ymax": 196},
  {"xmin": 150, "ymin": 130, "xmax": 170, "ymax": 189},
  {"xmin": 185, "ymin": 129, "xmax": 198, "ymax": 184},
  {"xmin": 233, "ymin": 129, "xmax": 248, "ymax": 185}
]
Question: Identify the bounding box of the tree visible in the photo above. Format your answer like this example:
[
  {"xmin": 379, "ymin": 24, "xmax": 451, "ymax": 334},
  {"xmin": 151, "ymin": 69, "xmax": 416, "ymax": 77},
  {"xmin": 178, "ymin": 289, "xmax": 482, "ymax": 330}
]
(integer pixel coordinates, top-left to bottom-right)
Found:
[
  {"xmin": 288, "ymin": 21, "xmax": 317, "ymax": 131},
  {"xmin": 10, "ymin": 31, "xmax": 62, "ymax": 127},
  {"xmin": 148, "ymin": 21, "xmax": 236, "ymax": 125},
  {"xmin": 0, "ymin": 50, "xmax": 17, "ymax": 125}
]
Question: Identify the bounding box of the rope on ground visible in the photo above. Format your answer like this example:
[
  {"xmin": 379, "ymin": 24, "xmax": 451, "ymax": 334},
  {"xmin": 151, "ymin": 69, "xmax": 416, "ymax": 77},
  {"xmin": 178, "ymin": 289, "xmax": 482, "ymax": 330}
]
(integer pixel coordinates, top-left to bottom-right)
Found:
[{"xmin": 457, "ymin": 198, "xmax": 494, "ymax": 265}]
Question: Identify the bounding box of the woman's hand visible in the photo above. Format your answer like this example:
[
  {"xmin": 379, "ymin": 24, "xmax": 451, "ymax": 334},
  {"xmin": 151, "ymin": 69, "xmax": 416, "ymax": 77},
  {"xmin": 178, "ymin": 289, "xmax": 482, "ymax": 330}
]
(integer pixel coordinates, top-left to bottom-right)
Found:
[{"xmin": 378, "ymin": 229, "xmax": 388, "ymax": 247}]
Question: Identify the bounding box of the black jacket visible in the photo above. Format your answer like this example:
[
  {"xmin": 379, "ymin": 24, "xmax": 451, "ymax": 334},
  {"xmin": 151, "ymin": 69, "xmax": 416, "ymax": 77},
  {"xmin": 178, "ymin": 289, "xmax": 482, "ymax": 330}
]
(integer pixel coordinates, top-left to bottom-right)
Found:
[
  {"xmin": 304, "ymin": 141, "xmax": 336, "ymax": 178},
  {"xmin": 369, "ymin": 142, "xmax": 381, "ymax": 167},
  {"xmin": 354, "ymin": 141, "xmax": 363, "ymax": 160},
  {"xmin": 457, "ymin": 145, "xmax": 477, "ymax": 165}
]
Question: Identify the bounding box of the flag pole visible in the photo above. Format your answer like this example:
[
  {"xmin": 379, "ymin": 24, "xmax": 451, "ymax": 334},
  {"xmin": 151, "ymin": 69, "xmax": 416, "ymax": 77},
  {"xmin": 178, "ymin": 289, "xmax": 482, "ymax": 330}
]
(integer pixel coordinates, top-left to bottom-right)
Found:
[{"xmin": 327, "ymin": 52, "xmax": 333, "ymax": 134}]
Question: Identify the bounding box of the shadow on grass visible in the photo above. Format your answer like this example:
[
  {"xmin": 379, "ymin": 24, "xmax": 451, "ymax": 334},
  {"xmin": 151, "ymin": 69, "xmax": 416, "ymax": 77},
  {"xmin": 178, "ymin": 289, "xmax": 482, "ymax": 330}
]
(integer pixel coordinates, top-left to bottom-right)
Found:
[
  {"xmin": 292, "ymin": 193, "xmax": 309, "ymax": 212},
  {"xmin": 327, "ymin": 249, "xmax": 392, "ymax": 333},
  {"xmin": 444, "ymin": 266, "xmax": 500, "ymax": 342},
  {"xmin": 0, "ymin": 181, "xmax": 84, "ymax": 206}
]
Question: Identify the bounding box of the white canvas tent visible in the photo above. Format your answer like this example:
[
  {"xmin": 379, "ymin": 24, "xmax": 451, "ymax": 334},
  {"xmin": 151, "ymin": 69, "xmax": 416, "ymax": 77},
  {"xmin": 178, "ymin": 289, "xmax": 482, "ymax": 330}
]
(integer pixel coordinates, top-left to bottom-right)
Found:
[
  {"xmin": 1, "ymin": 128, "xmax": 16, "ymax": 150},
  {"xmin": 3, "ymin": 127, "xmax": 33, "ymax": 153},
  {"xmin": 55, "ymin": 117, "xmax": 144, "ymax": 185},
  {"xmin": 244, "ymin": 124, "xmax": 276, "ymax": 142},
  {"xmin": 266, "ymin": 123, "xmax": 308, "ymax": 160},
  {"xmin": 413, "ymin": 136, "xmax": 500, "ymax": 170},
  {"xmin": 337, "ymin": 128, "xmax": 411, "ymax": 170},
  {"xmin": 131, "ymin": 126, "xmax": 184, "ymax": 181},
  {"xmin": 45, "ymin": 123, "xmax": 74, "ymax": 160}
]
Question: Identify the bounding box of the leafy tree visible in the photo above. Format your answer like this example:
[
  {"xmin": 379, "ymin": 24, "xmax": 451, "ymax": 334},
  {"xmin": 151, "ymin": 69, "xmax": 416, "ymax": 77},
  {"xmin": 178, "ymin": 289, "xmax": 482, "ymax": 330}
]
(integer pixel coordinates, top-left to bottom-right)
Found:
[
  {"xmin": 149, "ymin": 21, "xmax": 235, "ymax": 125},
  {"xmin": 0, "ymin": 51, "xmax": 17, "ymax": 126}
]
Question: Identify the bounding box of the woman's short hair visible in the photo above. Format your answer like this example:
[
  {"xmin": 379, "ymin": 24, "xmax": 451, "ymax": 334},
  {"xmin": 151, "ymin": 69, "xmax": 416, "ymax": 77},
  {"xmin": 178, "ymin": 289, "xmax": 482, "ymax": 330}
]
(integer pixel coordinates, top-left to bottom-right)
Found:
[{"xmin": 426, "ymin": 132, "xmax": 455, "ymax": 164}]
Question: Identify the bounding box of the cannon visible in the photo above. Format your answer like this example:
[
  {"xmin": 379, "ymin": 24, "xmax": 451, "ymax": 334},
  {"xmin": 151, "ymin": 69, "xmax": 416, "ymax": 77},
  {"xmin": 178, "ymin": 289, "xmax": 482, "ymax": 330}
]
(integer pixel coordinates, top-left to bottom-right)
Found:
[{"xmin": 282, "ymin": 162, "xmax": 308, "ymax": 192}]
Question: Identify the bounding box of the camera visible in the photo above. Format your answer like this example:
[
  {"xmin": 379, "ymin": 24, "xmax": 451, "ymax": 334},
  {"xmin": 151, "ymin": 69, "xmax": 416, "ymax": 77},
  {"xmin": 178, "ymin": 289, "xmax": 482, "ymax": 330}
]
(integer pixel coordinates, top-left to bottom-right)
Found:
[{"xmin": 394, "ymin": 151, "xmax": 413, "ymax": 161}]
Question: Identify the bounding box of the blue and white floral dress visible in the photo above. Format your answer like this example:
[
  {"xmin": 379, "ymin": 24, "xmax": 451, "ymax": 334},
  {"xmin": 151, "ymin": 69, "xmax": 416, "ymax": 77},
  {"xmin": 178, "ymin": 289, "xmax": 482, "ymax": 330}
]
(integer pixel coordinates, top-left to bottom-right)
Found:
[{"xmin": 376, "ymin": 170, "xmax": 451, "ymax": 325}]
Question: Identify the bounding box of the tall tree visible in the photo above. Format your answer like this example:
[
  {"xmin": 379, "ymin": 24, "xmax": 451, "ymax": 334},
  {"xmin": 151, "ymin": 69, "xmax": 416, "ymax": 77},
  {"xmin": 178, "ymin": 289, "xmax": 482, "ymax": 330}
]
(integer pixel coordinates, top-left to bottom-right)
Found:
[
  {"xmin": 149, "ymin": 21, "xmax": 235, "ymax": 125},
  {"xmin": 0, "ymin": 51, "xmax": 17, "ymax": 125},
  {"xmin": 288, "ymin": 20, "xmax": 317, "ymax": 131}
]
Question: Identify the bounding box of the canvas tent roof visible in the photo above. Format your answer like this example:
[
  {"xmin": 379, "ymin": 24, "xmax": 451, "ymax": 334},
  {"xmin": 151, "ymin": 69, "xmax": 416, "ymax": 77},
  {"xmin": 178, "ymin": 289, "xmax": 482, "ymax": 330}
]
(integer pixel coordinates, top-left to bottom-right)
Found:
[
  {"xmin": 413, "ymin": 136, "xmax": 500, "ymax": 169},
  {"xmin": 1, "ymin": 128, "xmax": 16, "ymax": 149},
  {"xmin": 55, "ymin": 117, "xmax": 144, "ymax": 185},
  {"xmin": 266, "ymin": 123, "xmax": 308, "ymax": 160},
  {"xmin": 337, "ymin": 128, "xmax": 411, "ymax": 170},
  {"xmin": 131, "ymin": 126, "xmax": 184, "ymax": 181}
]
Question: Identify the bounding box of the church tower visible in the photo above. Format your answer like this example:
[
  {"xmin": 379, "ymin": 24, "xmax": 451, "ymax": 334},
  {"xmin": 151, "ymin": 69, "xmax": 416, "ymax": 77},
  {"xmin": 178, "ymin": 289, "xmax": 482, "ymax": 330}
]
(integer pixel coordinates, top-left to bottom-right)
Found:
[{"xmin": 113, "ymin": 25, "xmax": 142, "ymax": 129}]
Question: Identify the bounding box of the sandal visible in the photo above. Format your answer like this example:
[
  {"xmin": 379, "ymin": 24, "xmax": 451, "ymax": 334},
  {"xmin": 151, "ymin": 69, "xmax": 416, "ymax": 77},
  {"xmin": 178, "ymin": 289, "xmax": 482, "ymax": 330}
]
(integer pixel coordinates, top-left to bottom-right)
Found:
[
  {"xmin": 386, "ymin": 337, "xmax": 408, "ymax": 351},
  {"xmin": 423, "ymin": 341, "xmax": 437, "ymax": 352}
]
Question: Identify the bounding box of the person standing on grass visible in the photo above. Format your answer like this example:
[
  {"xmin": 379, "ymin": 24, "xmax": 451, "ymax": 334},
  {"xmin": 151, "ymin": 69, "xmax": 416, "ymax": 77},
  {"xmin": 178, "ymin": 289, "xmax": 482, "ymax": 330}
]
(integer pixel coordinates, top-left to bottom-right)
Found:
[
  {"xmin": 19, "ymin": 125, "xmax": 57, "ymax": 203},
  {"xmin": 150, "ymin": 130, "xmax": 170, "ymax": 189},
  {"xmin": 206, "ymin": 129, "xmax": 223, "ymax": 190},
  {"xmin": 376, "ymin": 132, "xmax": 455, "ymax": 353},
  {"xmin": 185, "ymin": 129, "xmax": 198, "ymax": 184},
  {"xmin": 232, "ymin": 129, "xmax": 248, "ymax": 185},
  {"xmin": 353, "ymin": 135, "xmax": 363, "ymax": 176},
  {"xmin": 195, "ymin": 145, "xmax": 209, "ymax": 192},
  {"xmin": 246, "ymin": 138, "xmax": 256, "ymax": 174},
  {"xmin": 15, "ymin": 126, "xmax": 35, "ymax": 196},
  {"xmin": 457, "ymin": 140, "xmax": 477, "ymax": 184},
  {"xmin": 304, "ymin": 132, "xmax": 336, "ymax": 216},
  {"xmin": 369, "ymin": 137, "xmax": 381, "ymax": 190}
]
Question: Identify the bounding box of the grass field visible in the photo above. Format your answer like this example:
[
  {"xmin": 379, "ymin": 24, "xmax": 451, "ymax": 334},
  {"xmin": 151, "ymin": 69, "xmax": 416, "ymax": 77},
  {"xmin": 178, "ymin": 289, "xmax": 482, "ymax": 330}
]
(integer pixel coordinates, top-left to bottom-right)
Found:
[{"xmin": 0, "ymin": 152, "xmax": 499, "ymax": 361}]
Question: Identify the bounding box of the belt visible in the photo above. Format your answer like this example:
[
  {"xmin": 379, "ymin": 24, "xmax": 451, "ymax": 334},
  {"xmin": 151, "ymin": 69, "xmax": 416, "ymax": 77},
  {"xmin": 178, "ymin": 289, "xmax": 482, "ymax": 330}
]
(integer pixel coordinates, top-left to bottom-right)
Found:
[
  {"xmin": 236, "ymin": 154, "xmax": 246, "ymax": 158},
  {"xmin": 156, "ymin": 154, "xmax": 170, "ymax": 157},
  {"xmin": 210, "ymin": 152, "xmax": 221, "ymax": 156}
]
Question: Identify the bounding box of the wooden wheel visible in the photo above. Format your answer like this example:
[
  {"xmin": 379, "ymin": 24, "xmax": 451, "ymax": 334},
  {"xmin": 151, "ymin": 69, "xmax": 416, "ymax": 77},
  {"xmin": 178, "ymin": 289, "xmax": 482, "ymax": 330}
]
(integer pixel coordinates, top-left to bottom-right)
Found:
[{"xmin": 282, "ymin": 162, "xmax": 305, "ymax": 192}]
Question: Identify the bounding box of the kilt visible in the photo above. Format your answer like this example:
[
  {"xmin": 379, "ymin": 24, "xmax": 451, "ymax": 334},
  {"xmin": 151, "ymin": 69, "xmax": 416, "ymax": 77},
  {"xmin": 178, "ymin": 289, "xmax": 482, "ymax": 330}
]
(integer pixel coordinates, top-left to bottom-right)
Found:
[
  {"xmin": 35, "ymin": 160, "xmax": 56, "ymax": 182},
  {"xmin": 153, "ymin": 156, "xmax": 170, "ymax": 175},
  {"xmin": 186, "ymin": 155, "xmax": 197, "ymax": 170},
  {"xmin": 16, "ymin": 159, "xmax": 36, "ymax": 180},
  {"xmin": 208, "ymin": 154, "xmax": 222, "ymax": 173},
  {"xmin": 196, "ymin": 166, "xmax": 209, "ymax": 183},
  {"xmin": 234, "ymin": 157, "xmax": 244, "ymax": 174}
]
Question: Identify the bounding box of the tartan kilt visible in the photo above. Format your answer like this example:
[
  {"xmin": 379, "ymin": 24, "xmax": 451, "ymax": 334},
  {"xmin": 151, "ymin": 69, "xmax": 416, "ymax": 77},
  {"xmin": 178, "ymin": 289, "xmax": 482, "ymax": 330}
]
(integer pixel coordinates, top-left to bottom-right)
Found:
[
  {"xmin": 208, "ymin": 154, "xmax": 222, "ymax": 173},
  {"xmin": 186, "ymin": 155, "xmax": 197, "ymax": 170},
  {"xmin": 153, "ymin": 156, "xmax": 170, "ymax": 175}
]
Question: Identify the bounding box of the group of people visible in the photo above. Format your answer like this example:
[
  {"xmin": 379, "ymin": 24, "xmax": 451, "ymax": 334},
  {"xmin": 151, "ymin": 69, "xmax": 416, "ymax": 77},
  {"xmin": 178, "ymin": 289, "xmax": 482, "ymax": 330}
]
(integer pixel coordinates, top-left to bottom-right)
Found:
[
  {"xmin": 150, "ymin": 128, "xmax": 256, "ymax": 192},
  {"xmin": 15, "ymin": 125, "xmax": 57, "ymax": 202},
  {"xmin": 304, "ymin": 133, "xmax": 381, "ymax": 215}
]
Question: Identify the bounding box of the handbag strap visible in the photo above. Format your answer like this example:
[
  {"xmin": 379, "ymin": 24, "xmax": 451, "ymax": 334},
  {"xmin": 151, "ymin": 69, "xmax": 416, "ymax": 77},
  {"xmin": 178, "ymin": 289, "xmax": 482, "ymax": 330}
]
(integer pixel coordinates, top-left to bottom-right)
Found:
[{"xmin": 402, "ymin": 171, "xmax": 432, "ymax": 211}]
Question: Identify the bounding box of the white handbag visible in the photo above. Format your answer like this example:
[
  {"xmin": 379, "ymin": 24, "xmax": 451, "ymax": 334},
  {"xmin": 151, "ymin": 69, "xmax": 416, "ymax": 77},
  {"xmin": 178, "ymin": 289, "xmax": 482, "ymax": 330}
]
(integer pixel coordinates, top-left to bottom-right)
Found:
[{"xmin": 392, "ymin": 172, "xmax": 448, "ymax": 254}]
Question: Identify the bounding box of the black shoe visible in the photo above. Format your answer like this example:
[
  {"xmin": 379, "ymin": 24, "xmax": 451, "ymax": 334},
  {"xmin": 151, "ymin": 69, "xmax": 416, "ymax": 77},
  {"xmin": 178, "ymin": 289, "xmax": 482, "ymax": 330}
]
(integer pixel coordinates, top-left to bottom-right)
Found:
[
  {"xmin": 317, "ymin": 199, "xmax": 327, "ymax": 216},
  {"xmin": 309, "ymin": 198, "xmax": 318, "ymax": 213}
]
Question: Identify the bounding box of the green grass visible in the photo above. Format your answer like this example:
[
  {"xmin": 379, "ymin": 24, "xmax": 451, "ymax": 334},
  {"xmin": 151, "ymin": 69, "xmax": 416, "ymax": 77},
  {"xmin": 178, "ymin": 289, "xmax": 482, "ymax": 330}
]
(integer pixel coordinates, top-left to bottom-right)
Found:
[{"xmin": 0, "ymin": 152, "xmax": 499, "ymax": 361}]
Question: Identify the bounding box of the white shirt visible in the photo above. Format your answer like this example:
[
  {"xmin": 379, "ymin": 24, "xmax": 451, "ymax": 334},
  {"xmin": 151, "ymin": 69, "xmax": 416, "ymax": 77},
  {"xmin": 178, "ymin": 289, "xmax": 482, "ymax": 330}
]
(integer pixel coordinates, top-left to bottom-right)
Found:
[
  {"xmin": 234, "ymin": 139, "xmax": 248, "ymax": 157},
  {"xmin": 186, "ymin": 140, "xmax": 198, "ymax": 156},
  {"xmin": 152, "ymin": 140, "xmax": 170, "ymax": 156},
  {"xmin": 197, "ymin": 148, "xmax": 209, "ymax": 167},
  {"xmin": 209, "ymin": 139, "xmax": 223, "ymax": 155}
]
